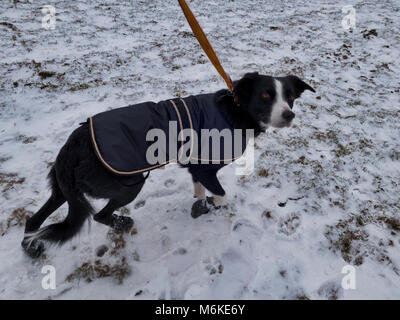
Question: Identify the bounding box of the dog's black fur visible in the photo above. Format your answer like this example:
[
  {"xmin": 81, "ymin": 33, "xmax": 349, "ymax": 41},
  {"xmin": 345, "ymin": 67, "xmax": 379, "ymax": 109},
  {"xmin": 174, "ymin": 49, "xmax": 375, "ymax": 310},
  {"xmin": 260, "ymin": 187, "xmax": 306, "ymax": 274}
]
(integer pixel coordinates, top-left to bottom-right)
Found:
[{"xmin": 21, "ymin": 73, "xmax": 314, "ymax": 258}]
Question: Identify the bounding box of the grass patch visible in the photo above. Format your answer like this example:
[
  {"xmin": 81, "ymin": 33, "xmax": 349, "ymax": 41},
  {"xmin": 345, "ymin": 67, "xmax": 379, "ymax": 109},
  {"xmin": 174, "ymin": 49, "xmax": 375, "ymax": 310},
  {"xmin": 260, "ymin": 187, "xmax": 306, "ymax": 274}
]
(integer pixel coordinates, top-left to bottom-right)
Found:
[
  {"xmin": 1, "ymin": 207, "xmax": 31, "ymax": 236},
  {"xmin": 16, "ymin": 135, "xmax": 37, "ymax": 144},
  {"xmin": 7, "ymin": 208, "xmax": 31, "ymax": 229},
  {"xmin": 38, "ymin": 71, "xmax": 56, "ymax": 79},
  {"xmin": 0, "ymin": 157, "xmax": 11, "ymax": 164},
  {"xmin": 0, "ymin": 172, "xmax": 25, "ymax": 192},
  {"xmin": 257, "ymin": 168, "xmax": 269, "ymax": 177},
  {"xmin": 65, "ymin": 257, "xmax": 131, "ymax": 284}
]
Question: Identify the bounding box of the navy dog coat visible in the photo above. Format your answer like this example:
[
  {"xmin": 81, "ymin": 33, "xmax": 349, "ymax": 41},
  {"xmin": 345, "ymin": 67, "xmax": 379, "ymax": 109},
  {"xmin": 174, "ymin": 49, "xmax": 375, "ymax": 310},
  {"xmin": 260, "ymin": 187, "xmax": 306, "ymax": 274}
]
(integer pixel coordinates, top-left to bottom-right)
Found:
[{"xmin": 88, "ymin": 91, "xmax": 249, "ymax": 176}]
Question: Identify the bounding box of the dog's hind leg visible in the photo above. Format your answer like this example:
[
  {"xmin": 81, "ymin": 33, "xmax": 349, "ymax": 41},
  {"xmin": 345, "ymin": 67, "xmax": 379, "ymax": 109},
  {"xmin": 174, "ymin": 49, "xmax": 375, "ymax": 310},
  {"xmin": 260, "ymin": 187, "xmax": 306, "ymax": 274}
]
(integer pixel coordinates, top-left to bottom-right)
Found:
[
  {"xmin": 24, "ymin": 168, "xmax": 65, "ymax": 233},
  {"xmin": 22, "ymin": 167, "xmax": 66, "ymax": 258},
  {"xmin": 22, "ymin": 126, "xmax": 96, "ymax": 258},
  {"xmin": 94, "ymin": 199, "xmax": 134, "ymax": 232},
  {"xmin": 93, "ymin": 180, "xmax": 145, "ymax": 232}
]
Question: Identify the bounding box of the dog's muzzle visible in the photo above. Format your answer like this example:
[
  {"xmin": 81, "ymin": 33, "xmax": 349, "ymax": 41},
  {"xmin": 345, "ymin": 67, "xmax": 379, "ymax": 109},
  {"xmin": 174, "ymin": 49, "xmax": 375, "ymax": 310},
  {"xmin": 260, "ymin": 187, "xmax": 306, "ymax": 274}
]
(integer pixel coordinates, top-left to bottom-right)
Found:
[{"xmin": 282, "ymin": 110, "xmax": 295, "ymax": 122}]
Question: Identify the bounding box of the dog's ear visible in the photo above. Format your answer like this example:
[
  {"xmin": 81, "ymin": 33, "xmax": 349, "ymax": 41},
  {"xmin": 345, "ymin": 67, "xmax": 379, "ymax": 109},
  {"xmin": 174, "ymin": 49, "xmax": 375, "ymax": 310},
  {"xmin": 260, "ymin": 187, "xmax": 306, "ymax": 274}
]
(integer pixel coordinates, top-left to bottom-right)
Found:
[
  {"xmin": 233, "ymin": 72, "xmax": 259, "ymax": 104},
  {"xmin": 287, "ymin": 75, "xmax": 315, "ymax": 97}
]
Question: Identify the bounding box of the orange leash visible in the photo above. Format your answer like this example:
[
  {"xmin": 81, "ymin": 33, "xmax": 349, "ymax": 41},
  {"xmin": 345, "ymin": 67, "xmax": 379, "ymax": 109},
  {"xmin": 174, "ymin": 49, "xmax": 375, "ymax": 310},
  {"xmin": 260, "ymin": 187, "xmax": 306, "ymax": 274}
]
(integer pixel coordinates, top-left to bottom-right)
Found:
[{"xmin": 177, "ymin": 0, "xmax": 234, "ymax": 93}]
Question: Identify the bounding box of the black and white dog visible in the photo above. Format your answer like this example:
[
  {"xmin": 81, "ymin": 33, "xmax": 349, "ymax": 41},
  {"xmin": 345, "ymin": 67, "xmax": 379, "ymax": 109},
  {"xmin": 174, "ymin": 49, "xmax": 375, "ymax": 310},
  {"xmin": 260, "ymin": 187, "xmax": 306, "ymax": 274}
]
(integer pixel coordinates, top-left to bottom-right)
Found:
[{"xmin": 21, "ymin": 72, "xmax": 315, "ymax": 258}]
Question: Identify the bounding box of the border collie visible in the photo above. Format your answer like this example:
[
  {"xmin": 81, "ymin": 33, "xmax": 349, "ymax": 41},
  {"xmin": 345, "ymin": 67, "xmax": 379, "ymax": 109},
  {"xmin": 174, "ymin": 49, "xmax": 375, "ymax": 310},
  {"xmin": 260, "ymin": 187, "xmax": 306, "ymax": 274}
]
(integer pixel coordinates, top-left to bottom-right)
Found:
[{"xmin": 21, "ymin": 72, "xmax": 315, "ymax": 258}]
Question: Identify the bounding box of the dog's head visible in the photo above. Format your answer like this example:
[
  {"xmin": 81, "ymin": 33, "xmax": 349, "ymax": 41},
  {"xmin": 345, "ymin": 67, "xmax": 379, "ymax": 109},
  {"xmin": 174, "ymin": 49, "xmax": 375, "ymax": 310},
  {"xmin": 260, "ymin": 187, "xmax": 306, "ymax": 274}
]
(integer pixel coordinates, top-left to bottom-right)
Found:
[{"xmin": 234, "ymin": 72, "xmax": 315, "ymax": 128}]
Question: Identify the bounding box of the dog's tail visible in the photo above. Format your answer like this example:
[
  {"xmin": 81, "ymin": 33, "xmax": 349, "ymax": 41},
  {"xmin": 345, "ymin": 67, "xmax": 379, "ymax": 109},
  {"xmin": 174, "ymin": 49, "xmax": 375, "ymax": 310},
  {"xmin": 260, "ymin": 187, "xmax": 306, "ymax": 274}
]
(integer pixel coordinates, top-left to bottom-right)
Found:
[{"xmin": 25, "ymin": 161, "xmax": 93, "ymax": 245}]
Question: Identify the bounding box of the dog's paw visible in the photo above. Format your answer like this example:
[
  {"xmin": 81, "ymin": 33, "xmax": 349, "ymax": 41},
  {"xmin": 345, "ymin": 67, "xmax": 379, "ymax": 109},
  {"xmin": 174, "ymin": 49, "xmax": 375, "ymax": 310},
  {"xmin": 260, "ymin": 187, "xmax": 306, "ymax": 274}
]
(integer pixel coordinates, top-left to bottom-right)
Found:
[
  {"xmin": 21, "ymin": 238, "xmax": 45, "ymax": 259},
  {"xmin": 191, "ymin": 199, "xmax": 211, "ymax": 219},
  {"xmin": 110, "ymin": 214, "xmax": 134, "ymax": 232},
  {"xmin": 191, "ymin": 196, "xmax": 227, "ymax": 219}
]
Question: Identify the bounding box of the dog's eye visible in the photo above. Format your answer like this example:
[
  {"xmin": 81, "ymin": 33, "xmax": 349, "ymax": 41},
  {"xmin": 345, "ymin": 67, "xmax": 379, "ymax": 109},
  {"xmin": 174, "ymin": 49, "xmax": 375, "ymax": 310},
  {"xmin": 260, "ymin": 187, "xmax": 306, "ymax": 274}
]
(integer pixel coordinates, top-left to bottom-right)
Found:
[{"xmin": 261, "ymin": 92, "xmax": 270, "ymax": 100}]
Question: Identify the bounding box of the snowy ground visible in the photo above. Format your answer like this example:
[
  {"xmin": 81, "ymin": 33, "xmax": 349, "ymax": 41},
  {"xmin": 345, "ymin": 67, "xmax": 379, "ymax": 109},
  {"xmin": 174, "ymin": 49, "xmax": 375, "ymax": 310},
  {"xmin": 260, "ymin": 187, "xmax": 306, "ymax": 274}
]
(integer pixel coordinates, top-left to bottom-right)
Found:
[{"xmin": 0, "ymin": 0, "xmax": 399, "ymax": 299}]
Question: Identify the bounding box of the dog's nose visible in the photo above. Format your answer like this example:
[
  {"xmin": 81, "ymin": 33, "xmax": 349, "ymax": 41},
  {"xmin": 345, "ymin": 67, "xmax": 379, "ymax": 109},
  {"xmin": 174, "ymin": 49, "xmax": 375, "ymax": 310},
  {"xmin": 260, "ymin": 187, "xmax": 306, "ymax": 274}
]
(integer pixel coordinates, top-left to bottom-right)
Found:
[{"xmin": 282, "ymin": 110, "xmax": 295, "ymax": 121}]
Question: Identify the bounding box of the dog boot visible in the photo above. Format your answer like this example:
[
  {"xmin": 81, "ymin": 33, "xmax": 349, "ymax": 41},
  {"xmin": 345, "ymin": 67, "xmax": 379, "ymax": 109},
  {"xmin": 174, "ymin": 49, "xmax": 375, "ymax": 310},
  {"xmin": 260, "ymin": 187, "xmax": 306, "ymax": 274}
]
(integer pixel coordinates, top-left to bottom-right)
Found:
[
  {"xmin": 191, "ymin": 199, "xmax": 209, "ymax": 218},
  {"xmin": 192, "ymin": 196, "xmax": 219, "ymax": 218},
  {"xmin": 110, "ymin": 214, "xmax": 134, "ymax": 232},
  {"xmin": 21, "ymin": 238, "xmax": 45, "ymax": 259},
  {"xmin": 191, "ymin": 195, "xmax": 227, "ymax": 219}
]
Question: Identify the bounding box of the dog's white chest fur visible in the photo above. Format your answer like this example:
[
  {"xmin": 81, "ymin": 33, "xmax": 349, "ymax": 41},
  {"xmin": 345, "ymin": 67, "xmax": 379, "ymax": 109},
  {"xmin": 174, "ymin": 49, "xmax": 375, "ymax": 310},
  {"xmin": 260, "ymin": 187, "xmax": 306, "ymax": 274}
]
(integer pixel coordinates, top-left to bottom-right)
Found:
[{"xmin": 269, "ymin": 79, "xmax": 290, "ymax": 128}]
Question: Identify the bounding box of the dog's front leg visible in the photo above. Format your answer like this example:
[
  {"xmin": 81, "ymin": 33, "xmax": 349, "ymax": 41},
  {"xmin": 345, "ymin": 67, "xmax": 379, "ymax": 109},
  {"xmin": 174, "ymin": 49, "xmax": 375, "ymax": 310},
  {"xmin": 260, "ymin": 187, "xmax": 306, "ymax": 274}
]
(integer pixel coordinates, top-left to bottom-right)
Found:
[
  {"xmin": 190, "ymin": 169, "xmax": 227, "ymax": 218},
  {"xmin": 193, "ymin": 181, "xmax": 227, "ymax": 207},
  {"xmin": 193, "ymin": 182, "xmax": 206, "ymax": 200}
]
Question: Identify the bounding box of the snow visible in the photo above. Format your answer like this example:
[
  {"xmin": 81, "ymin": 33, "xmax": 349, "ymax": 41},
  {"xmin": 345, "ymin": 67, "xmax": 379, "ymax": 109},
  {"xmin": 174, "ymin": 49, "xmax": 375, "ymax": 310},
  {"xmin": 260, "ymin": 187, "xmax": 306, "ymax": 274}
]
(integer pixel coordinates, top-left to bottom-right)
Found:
[{"xmin": 0, "ymin": 0, "xmax": 399, "ymax": 299}]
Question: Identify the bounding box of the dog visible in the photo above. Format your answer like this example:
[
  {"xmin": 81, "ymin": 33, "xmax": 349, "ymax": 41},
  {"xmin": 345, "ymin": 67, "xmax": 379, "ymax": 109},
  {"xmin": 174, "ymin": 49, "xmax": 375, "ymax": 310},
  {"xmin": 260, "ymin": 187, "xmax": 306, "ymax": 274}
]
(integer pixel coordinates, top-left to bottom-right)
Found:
[{"xmin": 21, "ymin": 72, "xmax": 315, "ymax": 258}]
